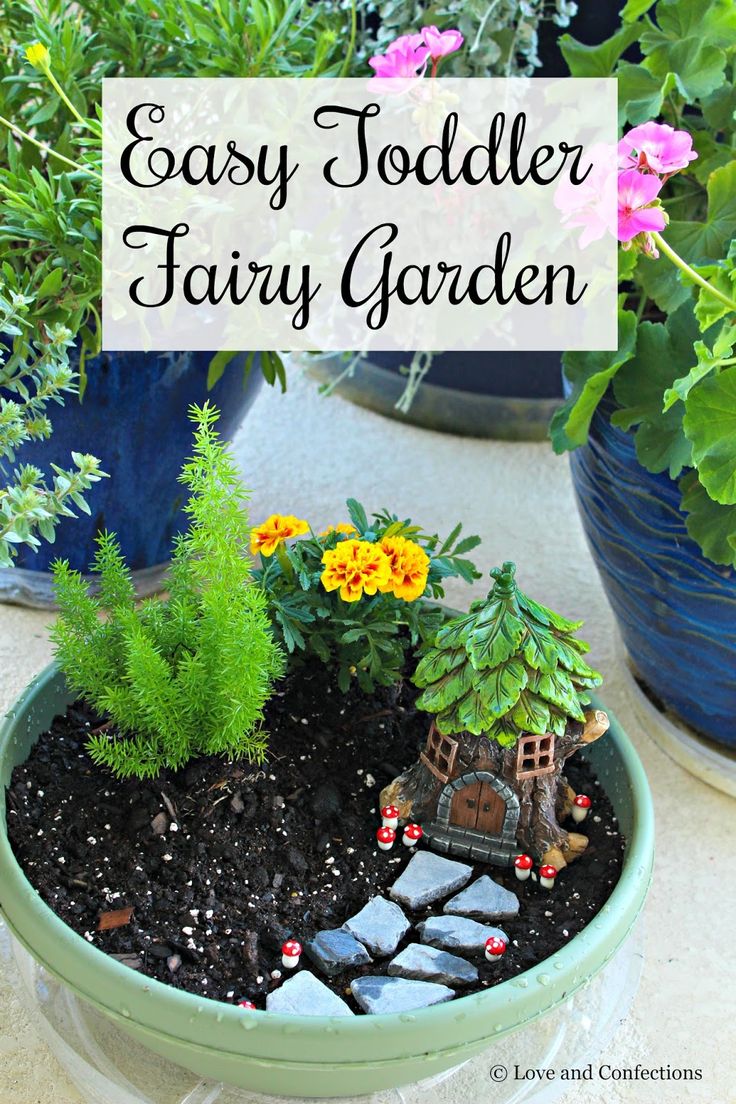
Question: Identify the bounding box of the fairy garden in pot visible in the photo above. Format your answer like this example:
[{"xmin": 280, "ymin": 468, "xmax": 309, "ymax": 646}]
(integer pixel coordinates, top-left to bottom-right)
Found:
[{"xmin": 5, "ymin": 404, "xmax": 623, "ymax": 1018}]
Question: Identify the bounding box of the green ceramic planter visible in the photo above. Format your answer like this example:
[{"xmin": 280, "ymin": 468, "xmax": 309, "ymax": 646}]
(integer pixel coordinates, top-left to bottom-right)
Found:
[{"xmin": 0, "ymin": 664, "xmax": 654, "ymax": 1098}]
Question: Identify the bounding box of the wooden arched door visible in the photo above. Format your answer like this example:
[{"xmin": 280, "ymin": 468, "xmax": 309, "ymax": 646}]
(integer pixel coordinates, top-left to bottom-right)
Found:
[{"xmin": 450, "ymin": 779, "xmax": 506, "ymax": 834}]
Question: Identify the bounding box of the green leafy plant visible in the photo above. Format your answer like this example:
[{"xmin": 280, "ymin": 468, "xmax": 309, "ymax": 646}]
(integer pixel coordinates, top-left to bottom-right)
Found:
[
  {"xmin": 0, "ymin": 279, "xmax": 105, "ymax": 567},
  {"xmin": 351, "ymin": 0, "xmax": 577, "ymax": 78},
  {"xmin": 0, "ymin": 1, "xmax": 359, "ymax": 524},
  {"xmin": 413, "ymin": 561, "xmax": 601, "ymax": 744},
  {"xmin": 551, "ymin": 0, "xmax": 736, "ymax": 567},
  {"xmin": 253, "ymin": 500, "xmax": 481, "ymax": 692},
  {"xmin": 50, "ymin": 403, "xmax": 284, "ymax": 779}
]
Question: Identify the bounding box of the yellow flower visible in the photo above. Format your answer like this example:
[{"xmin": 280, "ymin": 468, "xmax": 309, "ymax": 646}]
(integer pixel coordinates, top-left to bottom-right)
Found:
[
  {"xmin": 320, "ymin": 522, "xmax": 358, "ymax": 538},
  {"xmin": 379, "ymin": 536, "xmax": 430, "ymax": 602},
  {"xmin": 321, "ymin": 539, "xmax": 391, "ymax": 602},
  {"xmin": 25, "ymin": 42, "xmax": 50, "ymax": 69},
  {"xmin": 250, "ymin": 514, "xmax": 309, "ymax": 557}
]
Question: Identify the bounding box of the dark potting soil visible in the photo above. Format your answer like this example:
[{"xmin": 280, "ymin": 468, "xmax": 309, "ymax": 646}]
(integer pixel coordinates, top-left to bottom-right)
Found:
[{"xmin": 6, "ymin": 664, "xmax": 624, "ymax": 1013}]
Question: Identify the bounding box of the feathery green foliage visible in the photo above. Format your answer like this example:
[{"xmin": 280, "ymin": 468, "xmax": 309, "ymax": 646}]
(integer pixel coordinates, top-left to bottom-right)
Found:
[
  {"xmin": 413, "ymin": 562, "xmax": 600, "ymax": 745},
  {"xmin": 50, "ymin": 403, "xmax": 284, "ymax": 779}
]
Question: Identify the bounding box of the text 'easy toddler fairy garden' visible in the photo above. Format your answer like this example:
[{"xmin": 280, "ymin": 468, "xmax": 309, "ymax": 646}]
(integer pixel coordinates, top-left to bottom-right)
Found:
[{"xmin": 6, "ymin": 406, "xmax": 623, "ymax": 1018}]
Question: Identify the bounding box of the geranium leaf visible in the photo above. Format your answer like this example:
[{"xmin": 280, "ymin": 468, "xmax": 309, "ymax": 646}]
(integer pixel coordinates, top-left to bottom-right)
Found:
[
  {"xmin": 559, "ymin": 22, "xmax": 641, "ymax": 77},
  {"xmin": 680, "ymin": 470, "xmax": 736, "ymax": 567},
  {"xmin": 552, "ymin": 310, "xmax": 638, "ymax": 453},
  {"xmin": 683, "ymin": 365, "xmax": 736, "ymax": 505},
  {"xmin": 616, "ymin": 63, "xmax": 677, "ymax": 126},
  {"xmin": 612, "ymin": 307, "xmax": 700, "ymax": 477},
  {"xmin": 667, "ymin": 162, "xmax": 736, "ymax": 262}
]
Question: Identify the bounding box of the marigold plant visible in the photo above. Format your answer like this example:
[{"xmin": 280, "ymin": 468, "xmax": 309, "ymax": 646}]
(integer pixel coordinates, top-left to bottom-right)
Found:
[{"xmin": 254, "ymin": 498, "xmax": 480, "ymax": 692}]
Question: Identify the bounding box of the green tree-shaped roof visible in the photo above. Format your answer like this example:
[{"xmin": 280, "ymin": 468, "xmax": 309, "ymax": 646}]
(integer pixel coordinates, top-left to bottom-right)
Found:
[{"xmin": 413, "ymin": 562, "xmax": 601, "ymax": 746}]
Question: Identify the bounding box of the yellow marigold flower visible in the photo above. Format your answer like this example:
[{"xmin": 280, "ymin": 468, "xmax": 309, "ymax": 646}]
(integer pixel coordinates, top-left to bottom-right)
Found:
[
  {"xmin": 321, "ymin": 539, "xmax": 391, "ymax": 602},
  {"xmin": 379, "ymin": 535, "xmax": 430, "ymax": 602},
  {"xmin": 250, "ymin": 514, "xmax": 309, "ymax": 557},
  {"xmin": 25, "ymin": 42, "xmax": 50, "ymax": 69},
  {"xmin": 320, "ymin": 522, "xmax": 358, "ymax": 538}
]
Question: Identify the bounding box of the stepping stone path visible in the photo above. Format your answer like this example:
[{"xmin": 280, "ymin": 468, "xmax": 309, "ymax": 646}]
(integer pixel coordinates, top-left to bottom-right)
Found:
[
  {"xmin": 351, "ymin": 976, "xmax": 455, "ymax": 1015},
  {"xmin": 342, "ymin": 895, "xmax": 410, "ymax": 957},
  {"xmin": 389, "ymin": 851, "xmax": 472, "ymax": 910},
  {"xmin": 305, "ymin": 929, "xmax": 372, "ymax": 977},
  {"xmin": 443, "ymin": 875, "xmax": 520, "ymax": 920},
  {"xmin": 266, "ymin": 971, "xmax": 354, "ymax": 1016},
  {"xmin": 417, "ymin": 915, "xmax": 508, "ymax": 954},
  {"xmin": 388, "ymin": 943, "xmax": 478, "ymax": 987},
  {"xmin": 265, "ymin": 849, "xmax": 519, "ymax": 1015}
]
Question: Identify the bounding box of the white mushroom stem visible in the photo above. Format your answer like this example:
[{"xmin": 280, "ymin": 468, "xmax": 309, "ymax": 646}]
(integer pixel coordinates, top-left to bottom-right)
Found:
[
  {"xmin": 282, "ymin": 951, "xmax": 300, "ymax": 968},
  {"xmin": 540, "ymin": 874, "xmax": 556, "ymax": 890},
  {"xmin": 514, "ymin": 867, "xmax": 531, "ymax": 882},
  {"xmin": 382, "ymin": 815, "xmax": 398, "ymax": 830},
  {"xmin": 572, "ymin": 806, "xmax": 589, "ymax": 824}
]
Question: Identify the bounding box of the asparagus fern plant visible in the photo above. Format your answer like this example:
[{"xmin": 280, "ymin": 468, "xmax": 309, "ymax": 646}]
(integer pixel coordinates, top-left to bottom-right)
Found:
[
  {"xmin": 50, "ymin": 403, "xmax": 284, "ymax": 779},
  {"xmin": 413, "ymin": 562, "xmax": 601, "ymax": 744}
]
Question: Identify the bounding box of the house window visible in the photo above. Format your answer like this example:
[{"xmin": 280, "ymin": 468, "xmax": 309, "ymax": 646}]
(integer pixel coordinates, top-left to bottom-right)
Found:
[
  {"xmin": 420, "ymin": 723, "xmax": 458, "ymax": 783},
  {"xmin": 516, "ymin": 733, "xmax": 556, "ymax": 779}
]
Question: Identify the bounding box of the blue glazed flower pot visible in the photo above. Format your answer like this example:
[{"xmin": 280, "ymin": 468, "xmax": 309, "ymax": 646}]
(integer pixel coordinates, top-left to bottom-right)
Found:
[
  {"xmin": 2, "ymin": 350, "xmax": 261, "ymax": 585},
  {"xmin": 569, "ymin": 396, "xmax": 736, "ymax": 749}
]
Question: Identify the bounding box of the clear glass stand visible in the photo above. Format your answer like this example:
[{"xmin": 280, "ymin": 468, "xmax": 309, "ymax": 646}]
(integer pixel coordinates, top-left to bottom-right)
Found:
[{"xmin": 1, "ymin": 918, "xmax": 643, "ymax": 1104}]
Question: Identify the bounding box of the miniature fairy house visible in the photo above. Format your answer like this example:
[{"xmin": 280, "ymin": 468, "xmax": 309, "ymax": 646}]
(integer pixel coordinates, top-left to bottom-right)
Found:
[{"xmin": 381, "ymin": 563, "xmax": 610, "ymax": 869}]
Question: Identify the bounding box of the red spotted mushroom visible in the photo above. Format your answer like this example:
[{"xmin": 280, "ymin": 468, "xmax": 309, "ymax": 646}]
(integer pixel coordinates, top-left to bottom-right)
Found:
[
  {"xmin": 513, "ymin": 853, "xmax": 533, "ymax": 882},
  {"xmin": 572, "ymin": 794, "xmax": 592, "ymax": 824},
  {"xmin": 381, "ymin": 804, "xmax": 400, "ymax": 830},
  {"xmin": 237, "ymin": 999, "xmax": 257, "ymax": 1009},
  {"xmin": 485, "ymin": 936, "xmax": 507, "ymax": 963},
  {"xmin": 402, "ymin": 823, "xmax": 423, "ymax": 848},
  {"xmin": 539, "ymin": 864, "xmax": 558, "ymax": 890},
  {"xmin": 376, "ymin": 826, "xmax": 396, "ymax": 852},
  {"xmin": 281, "ymin": 939, "xmax": 302, "ymax": 969}
]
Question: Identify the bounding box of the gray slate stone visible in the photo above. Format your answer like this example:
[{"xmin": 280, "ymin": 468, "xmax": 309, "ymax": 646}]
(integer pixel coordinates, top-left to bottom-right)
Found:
[
  {"xmin": 388, "ymin": 943, "xmax": 478, "ymax": 987},
  {"xmin": 351, "ymin": 975, "xmax": 455, "ymax": 1015},
  {"xmin": 389, "ymin": 851, "xmax": 472, "ymax": 910},
  {"xmin": 417, "ymin": 915, "xmax": 508, "ymax": 953},
  {"xmin": 342, "ymin": 896, "xmax": 410, "ymax": 957},
  {"xmin": 443, "ymin": 875, "xmax": 520, "ymax": 920},
  {"xmin": 266, "ymin": 971, "xmax": 354, "ymax": 1016},
  {"xmin": 304, "ymin": 928, "xmax": 372, "ymax": 977}
]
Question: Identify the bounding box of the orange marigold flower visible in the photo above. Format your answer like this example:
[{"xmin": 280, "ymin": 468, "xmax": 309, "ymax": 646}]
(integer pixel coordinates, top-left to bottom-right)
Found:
[
  {"xmin": 379, "ymin": 536, "xmax": 430, "ymax": 602},
  {"xmin": 250, "ymin": 514, "xmax": 309, "ymax": 557},
  {"xmin": 321, "ymin": 539, "xmax": 391, "ymax": 602},
  {"xmin": 320, "ymin": 522, "xmax": 358, "ymax": 538}
]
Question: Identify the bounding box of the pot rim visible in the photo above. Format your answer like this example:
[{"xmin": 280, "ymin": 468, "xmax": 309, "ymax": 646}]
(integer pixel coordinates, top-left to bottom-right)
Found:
[{"xmin": 0, "ymin": 662, "xmax": 654, "ymax": 1062}]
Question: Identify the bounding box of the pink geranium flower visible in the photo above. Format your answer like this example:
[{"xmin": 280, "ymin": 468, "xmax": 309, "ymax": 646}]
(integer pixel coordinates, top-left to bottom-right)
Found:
[
  {"xmin": 618, "ymin": 122, "xmax": 698, "ymax": 176},
  {"xmin": 422, "ymin": 25, "xmax": 464, "ymax": 60},
  {"xmin": 554, "ymin": 143, "xmax": 618, "ymax": 248},
  {"xmin": 368, "ymin": 36, "xmax": 429, "ymax": 90},
  {"xmin": 617, "ymin": 169, "xmax": 667, "ymax": 242},
  {"xmin": 386, "ymin": 33, "xmax": 426, "ymax": 53}
]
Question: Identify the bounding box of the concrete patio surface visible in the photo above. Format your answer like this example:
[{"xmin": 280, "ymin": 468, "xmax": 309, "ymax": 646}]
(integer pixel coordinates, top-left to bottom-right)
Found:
[{"xmin": 1, "ymin": 369, "xmax": 734, "ymax": 1104}]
